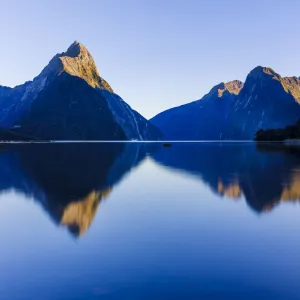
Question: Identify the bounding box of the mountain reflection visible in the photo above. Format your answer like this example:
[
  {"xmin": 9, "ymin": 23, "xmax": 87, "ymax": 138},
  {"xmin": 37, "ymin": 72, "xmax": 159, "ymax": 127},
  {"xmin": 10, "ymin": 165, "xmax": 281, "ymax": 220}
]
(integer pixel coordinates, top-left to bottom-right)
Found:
[
  {"xmin": 60, "ymin": 189, "xmax": 110, "ymax": 236},
  {"xmin": 1, "ymin": 142, "xmax": 300, "ymax": 237},
  {"xmin": 152, "ymin": 143, "xmax": 300, "ymax": 213},
  {"xmin": 0, "ymin": 143, "xmax": 147, "ymax": 237}
]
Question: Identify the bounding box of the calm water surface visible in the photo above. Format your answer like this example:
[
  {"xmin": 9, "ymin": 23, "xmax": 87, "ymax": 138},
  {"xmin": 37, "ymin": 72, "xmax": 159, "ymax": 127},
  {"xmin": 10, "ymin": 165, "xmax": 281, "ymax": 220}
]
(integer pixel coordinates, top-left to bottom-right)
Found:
[{"xmin": 1, "ymin": 142, "xmax": 300, "ymax": 300}]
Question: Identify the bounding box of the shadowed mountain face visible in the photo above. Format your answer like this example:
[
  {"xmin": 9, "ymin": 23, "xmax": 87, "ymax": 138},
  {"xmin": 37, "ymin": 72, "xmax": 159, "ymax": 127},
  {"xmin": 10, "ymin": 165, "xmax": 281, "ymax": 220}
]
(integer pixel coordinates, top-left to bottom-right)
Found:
[
  {"xmin": 151, "ymin": 67, "xmax": 300, "ymax": 140},
  {"xmin": 226, "ymin": 68, "xmax": 300, "ymax": 139},
  {"xmin": 0, "ymin": 42, "xmax": 161, "ymax": 141},
  {"xmin": 0, "ymin": 143, "xmax": 147, "ymax": 237},
  {"xmin": 151, "ymin": 81, "xmax": 243, "ymax": 140},
  {"xmin": 152, "ymin": 143, "xmax": 300, "ymax": 212}
]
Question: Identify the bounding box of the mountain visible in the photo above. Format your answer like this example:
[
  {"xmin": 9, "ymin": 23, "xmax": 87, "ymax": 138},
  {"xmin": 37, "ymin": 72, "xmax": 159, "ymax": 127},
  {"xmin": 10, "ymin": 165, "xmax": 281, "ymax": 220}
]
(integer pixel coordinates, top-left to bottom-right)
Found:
[
  {"xmin": 151, "ymin": 67, "xmax": 300, "ymax": 140},
  {"xmin": 151, "ymin": 143, "xmax": 300, "ymax": 213},
  {"xmin": 0, "ymin": 42, "xmax": 161, "ymax": 140},
  {"xmin": 226, "ymin": 67, "xmax": 300, "ymax": 139},
  {"xmin": 151, "ymin": 80, "xmax": 243, "ymax": 140}
]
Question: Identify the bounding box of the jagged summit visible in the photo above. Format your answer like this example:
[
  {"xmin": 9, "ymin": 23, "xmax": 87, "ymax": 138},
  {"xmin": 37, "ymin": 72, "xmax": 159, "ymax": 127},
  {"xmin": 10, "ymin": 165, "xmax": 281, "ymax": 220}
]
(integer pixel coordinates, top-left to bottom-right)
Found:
[
  {"xmin": 224, "ymin": 80, "xmax": 244, "ymax": 94},
  {"xmin": 249, "ymin": 66, "xmax": 276, "ymax": 75},
  {"xmin": 64, "ymin": 41, "xmax": 87, "ymax": 57},
  {"xmin": 244, "ymin": 66, "xmax": 300, "ymax": 104},
  {"xmin": 211, "ymin": 80, "xmax": 244, "ymax": 98},
  {"xmin": 247, "ymin": 66, "xmax": 282, "ymax": 82},
  {"xmin": 40, "ymin": 41, "xmax": 113, "ymax": 92}
]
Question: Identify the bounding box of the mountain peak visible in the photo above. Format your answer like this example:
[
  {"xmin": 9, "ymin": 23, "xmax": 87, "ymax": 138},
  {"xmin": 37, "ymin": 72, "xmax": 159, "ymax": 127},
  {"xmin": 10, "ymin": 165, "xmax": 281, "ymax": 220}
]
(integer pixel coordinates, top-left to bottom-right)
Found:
[
  {"xmin": 64, "ymin": 41, "xmax": 87, "ymax": 57},
  {"xmin": 210, "ymin": 80, "xmax": 244, "ymax": 98},
  {"xmin": 223, "ymin": 80, "xmax": 244, "ymax": 96},
  {"xmin": 248, "ymin": 66, "xmax": 281, "ymax": 81},
  {"xmin": 40, "ymin": 41, "xmax": 114, "ymax": 92},
  {"xmin": 245, "ymin": 66, "xmax": 300, "ymax": 103}
]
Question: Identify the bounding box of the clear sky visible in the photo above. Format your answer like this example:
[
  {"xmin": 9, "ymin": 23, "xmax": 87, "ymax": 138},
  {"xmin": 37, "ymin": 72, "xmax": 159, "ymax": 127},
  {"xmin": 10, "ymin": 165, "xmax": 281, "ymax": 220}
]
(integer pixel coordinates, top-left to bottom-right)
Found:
[{"xmin": 1, "ymin": 0, "xmax": 300, "ymax": 118}]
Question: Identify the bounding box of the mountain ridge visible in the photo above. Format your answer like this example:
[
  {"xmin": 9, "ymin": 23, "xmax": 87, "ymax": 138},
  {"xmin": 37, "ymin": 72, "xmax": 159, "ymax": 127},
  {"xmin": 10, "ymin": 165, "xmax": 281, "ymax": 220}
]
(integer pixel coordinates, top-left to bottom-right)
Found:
[
  {"xmin": 0, "ymin": 41, "xmax": 162, "ymax": 141},
  {"xmin": 151, "ymin": 65, "xmax": 300, "ymax": 140}
]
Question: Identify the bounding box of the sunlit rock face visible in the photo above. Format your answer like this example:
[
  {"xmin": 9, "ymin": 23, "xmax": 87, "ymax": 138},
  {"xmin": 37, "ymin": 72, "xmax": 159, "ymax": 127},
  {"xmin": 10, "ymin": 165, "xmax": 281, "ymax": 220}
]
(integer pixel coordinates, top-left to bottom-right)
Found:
[
  {"xmin": 51, "ymin": 41, "xmax": 114, "ymax": 92},
  {"xmin": 0, "ymin": 42, "xmax": 161, "ymax": 141},
  {"xmin": 152, "ymin": 143, "xmax": 300, "ymax": 213},
  {"xmin": 151, "ymin": 67, "xmax": 300, "ymax": 140},
  {"xmin": 216, "ymin": 80, "xmax": 244, "ymax": 97}
]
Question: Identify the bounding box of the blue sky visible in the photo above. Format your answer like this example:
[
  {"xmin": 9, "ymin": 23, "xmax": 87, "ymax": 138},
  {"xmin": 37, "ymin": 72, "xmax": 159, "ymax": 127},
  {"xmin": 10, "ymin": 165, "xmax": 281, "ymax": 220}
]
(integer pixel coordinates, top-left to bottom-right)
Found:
[{"xmin": 1, "ymin": 0, "xmax": 299, "ymax": 118}]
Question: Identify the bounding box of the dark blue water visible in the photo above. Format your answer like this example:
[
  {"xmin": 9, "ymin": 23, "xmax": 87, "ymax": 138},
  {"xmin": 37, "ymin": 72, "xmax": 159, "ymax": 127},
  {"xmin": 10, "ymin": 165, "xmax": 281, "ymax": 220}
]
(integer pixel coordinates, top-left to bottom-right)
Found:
[{"xmin": 1, "ymin": 142, "xmax": 300, "ymax": 300}]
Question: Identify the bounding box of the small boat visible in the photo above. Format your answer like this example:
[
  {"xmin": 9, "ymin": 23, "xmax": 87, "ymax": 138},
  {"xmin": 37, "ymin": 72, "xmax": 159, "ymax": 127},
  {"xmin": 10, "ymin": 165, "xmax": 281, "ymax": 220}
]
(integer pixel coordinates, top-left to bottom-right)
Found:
[{"xmin": 163, "ymin": 143, "xmax": 172, "ymax": 147}]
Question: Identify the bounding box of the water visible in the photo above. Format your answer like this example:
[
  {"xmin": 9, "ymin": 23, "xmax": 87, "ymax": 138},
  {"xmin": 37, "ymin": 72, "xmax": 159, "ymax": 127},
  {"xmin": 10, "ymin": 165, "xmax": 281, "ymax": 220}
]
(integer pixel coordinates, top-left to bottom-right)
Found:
[{"xmin": 0, "ymin": 142, "xmax": 300, "ymax": 300}]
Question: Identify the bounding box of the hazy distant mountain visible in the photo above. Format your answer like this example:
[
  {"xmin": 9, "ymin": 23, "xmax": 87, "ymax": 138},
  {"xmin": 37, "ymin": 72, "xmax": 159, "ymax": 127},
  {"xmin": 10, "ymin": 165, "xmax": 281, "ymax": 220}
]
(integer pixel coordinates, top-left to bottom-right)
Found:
[
  {"xmin": 0, "ymin": 42, "xmax": 161, "ymax": 140},
  {"xmin": 151, "ymin": 67, "xmax": 300, "ymax": 140}
]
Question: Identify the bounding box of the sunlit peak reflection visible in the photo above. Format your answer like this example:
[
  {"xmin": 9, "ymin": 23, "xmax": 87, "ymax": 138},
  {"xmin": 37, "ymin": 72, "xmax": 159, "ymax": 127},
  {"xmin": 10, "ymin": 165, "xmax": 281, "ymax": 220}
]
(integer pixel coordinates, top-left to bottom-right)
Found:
[
  {"xmin": 217, "ymin": 178, "xmax": 243, "ymax": 199},
  {"xmin": 60, "ymin": 188, "xmax": 111, "ymax": 237}
]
